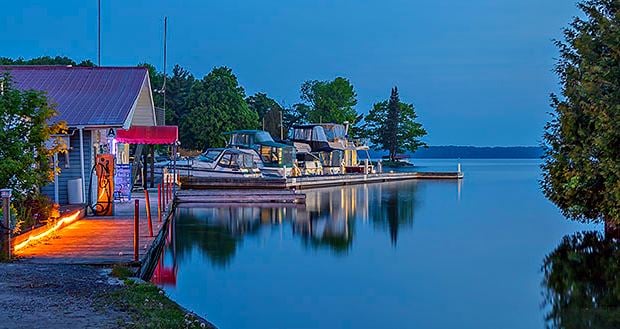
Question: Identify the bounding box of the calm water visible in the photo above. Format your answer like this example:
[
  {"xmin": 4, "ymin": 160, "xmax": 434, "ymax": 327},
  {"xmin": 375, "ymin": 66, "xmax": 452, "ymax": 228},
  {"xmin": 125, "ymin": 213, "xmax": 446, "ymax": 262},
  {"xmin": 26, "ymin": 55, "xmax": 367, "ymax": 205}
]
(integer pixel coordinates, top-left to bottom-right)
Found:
[{"xmin": 153, "ymin": 159, "xmax": 601, "ymax": 329}]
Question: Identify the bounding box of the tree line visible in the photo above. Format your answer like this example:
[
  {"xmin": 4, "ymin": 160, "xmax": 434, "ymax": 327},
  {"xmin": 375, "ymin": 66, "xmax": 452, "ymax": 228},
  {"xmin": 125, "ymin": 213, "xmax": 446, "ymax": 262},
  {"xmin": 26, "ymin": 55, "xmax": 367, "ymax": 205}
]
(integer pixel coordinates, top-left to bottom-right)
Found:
[
  {"xmin": 141, "ymin": 63, "xmax": 427, "ymax": 160},
  {"xmin": 1, "ymin": 56, "xmax": 427, "ymax": 160}
]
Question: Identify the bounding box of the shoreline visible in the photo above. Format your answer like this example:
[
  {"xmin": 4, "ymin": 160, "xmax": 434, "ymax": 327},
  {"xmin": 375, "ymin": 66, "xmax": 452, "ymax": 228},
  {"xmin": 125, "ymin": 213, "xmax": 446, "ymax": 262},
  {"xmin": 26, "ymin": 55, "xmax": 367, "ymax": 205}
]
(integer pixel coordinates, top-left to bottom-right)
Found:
[{"xmin": 0, "ymin": 262, "xmax": 215, "ymax": 329}]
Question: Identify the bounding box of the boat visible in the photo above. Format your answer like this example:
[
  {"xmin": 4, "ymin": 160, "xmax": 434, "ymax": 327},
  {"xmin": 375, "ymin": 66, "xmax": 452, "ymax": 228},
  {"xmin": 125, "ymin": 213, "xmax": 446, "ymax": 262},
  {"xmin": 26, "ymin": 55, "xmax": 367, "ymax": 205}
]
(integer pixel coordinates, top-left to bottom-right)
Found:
[
  {"xmin": 291, "ymin": 123, "xmax": 374, "ymax": 174},
  {"xmin": 170, "ymin": 148, "xmax": 262, "ymax": 178},
  {"xmin": 223, "ymin": 130, "xmax": 296, "ymax": 177}
]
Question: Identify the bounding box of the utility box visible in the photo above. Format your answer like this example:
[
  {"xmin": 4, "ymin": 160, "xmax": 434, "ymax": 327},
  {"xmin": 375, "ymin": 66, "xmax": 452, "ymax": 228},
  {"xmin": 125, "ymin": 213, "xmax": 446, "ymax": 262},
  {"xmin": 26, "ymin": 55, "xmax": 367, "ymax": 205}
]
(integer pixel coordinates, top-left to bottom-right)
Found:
[{"xmin": 67, "ymin": 178, "xmax": 83, "ymax": 204}]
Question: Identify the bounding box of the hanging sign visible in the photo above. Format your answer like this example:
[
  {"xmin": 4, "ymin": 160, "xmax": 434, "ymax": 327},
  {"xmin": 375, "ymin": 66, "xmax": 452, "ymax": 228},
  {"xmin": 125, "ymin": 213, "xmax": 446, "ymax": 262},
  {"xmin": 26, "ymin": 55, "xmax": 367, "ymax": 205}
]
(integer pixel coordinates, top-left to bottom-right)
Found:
[{"xmin": 107, "ymin": 128, "xmax": 117, "ymax": 138}]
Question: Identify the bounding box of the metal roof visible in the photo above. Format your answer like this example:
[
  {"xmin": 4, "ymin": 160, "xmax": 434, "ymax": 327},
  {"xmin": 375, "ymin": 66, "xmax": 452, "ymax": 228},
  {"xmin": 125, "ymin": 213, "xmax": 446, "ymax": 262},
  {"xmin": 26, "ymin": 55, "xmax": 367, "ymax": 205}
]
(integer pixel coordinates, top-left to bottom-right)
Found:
[{"xmin": 0, "ymin": 65, "xmax": 149, "ymax": 127}]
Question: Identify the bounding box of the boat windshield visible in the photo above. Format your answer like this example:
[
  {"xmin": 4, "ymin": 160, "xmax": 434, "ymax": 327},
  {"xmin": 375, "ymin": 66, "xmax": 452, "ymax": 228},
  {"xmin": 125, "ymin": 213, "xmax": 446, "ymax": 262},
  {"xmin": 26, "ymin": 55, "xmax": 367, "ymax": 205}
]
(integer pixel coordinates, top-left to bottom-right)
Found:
[
  {"xmin": 197, "ymin": 149, "xmax": 222, "ymax": 163},
  {"xmin": 293, "ymin": 126, "xmax": 328, "ymax": 142},
  {"xmin": 321, "ymin": 124, "xmax": 346, "ymax": 141},
  {"xmin": 229, "ymin": 131, "xmax": 275, "ymax": 148}
]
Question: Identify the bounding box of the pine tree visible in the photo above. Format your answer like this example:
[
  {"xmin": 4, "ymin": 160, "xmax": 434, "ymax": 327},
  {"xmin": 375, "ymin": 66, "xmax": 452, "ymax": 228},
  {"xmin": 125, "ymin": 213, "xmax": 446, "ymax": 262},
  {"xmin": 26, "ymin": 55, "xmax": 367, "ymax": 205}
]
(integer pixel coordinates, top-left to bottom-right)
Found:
[
  {"xmin": 364, "ymin": 87, "xmax": 427, "ymax": 162},
  {"xmin": 386, "ymin": 87, "xmax": 400, "ymax": 161},
  {"xmin": 541, "ymin": 0, "xmax": 620, "ymax": 232}
]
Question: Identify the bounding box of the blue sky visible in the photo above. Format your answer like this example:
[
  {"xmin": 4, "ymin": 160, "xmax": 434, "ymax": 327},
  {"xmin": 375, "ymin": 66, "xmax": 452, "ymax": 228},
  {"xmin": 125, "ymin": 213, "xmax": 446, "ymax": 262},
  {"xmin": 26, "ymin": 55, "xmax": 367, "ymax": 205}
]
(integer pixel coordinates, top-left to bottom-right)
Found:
[{"xmin": 0, "ymin": 0, "xmax": 579, "ymax": 146}]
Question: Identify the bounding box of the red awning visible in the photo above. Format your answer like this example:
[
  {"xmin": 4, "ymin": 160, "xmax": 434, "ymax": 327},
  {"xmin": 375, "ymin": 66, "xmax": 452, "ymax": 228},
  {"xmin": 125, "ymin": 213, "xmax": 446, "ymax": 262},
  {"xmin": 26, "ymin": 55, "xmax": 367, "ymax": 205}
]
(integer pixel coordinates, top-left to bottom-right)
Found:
[{"xmin": 115, "ymin": 125, "xmax": 178, "ymax": 144}]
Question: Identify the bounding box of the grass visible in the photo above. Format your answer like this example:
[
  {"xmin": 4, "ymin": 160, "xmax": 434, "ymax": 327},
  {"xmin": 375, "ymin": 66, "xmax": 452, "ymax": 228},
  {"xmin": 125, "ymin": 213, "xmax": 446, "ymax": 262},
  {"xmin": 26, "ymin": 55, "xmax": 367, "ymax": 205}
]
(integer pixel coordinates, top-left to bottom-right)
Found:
[
  {"xmin": 105, "ymin": 266, "xmax": 213, "ymax": 329},
  {"xmin": 110, "ymin": 265, "xmax": 135, "ymax": 280}
]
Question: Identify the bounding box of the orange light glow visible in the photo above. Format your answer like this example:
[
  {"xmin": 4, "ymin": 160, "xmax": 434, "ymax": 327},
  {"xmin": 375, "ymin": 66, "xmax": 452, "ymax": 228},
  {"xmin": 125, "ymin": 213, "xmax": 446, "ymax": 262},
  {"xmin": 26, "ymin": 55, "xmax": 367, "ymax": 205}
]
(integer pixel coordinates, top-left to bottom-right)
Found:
[{"xmin": 13, "ymin": 210, "xmax": 83, "ymax": 252}]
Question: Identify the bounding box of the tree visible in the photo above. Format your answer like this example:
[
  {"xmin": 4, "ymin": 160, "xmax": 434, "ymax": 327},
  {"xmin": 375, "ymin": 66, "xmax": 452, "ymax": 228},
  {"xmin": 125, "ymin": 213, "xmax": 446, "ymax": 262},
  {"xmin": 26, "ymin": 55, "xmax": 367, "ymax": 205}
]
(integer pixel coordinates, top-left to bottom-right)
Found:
[
  {"xmin": 299, "ymin": 77, "xmax": 362, "ymax": 135},
  {"xmin": 0, "ymin": 56, "xmax": 95, "ymax": 67},
  {"xmin": 246, "ymin": 92, "xmax": 284, "ymax": 139},
  {"xmin": 180, "ymin": 67, "xmax": 259, "ymax": 150},
  {"xmin": 364, "ymin": 87, "xmax": 427, "ymax": 162},
  {"xmin": 541, "ymin": 0, "xmax": 620, "ymax": 232},
  {"xmin": 165, "ymin": 64, "xmax": 195, "ymax": 125},
  {"xmin": 0, "ymin": 74, "xmax": 67, "ymax": 228}
]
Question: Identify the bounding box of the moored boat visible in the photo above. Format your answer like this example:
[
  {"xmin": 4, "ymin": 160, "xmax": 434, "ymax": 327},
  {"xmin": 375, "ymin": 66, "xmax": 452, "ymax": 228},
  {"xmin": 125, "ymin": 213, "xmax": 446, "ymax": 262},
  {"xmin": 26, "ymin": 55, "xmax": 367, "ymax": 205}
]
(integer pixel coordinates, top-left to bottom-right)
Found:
[
  {"xmin": 224, "ymin": 130, "xmax": 296, "ymax": 177},
  {"xmin": 169, "ymin": 148, "xmax": 262, "ymax": 178}
]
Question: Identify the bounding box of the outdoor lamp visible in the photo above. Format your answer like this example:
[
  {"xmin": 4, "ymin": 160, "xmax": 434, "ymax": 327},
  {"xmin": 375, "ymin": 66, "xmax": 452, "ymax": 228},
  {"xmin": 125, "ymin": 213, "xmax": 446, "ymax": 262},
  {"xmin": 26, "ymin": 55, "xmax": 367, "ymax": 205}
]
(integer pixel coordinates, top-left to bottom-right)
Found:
[{"xmin": 0, "ymin": 189, "xmax": 11, "ymax": 199}]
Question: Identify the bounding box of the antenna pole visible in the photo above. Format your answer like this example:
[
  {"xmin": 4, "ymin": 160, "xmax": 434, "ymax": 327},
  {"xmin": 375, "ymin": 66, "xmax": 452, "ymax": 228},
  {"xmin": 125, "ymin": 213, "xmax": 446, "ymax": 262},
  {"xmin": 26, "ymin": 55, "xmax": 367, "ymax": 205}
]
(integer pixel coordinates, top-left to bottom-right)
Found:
[
  {"xmin": 97, "ymin": 0, "xmax": 101, "ymax": 66},
  {"xmin": 163, "ymin": 16, "xmax": 167, "ymax": 114}
]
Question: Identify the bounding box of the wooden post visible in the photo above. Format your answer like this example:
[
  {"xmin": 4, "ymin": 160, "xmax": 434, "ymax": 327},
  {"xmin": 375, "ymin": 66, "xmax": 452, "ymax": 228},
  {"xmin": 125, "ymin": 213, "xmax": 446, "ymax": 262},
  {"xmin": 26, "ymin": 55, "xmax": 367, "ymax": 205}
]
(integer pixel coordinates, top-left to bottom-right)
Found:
[
  {"xmin": 133, "ymin": 200, "xmax": 139, "ymax": 262},
  {"xmin": 163, "ymin": 179, "xmax": 167, "ymax": 210},
  {"xmin": 145, "ymin": 190, "xmax": 153, "ymax": 237},
  {"xmin": 157, "ymin": 183, "xmax": 162, "ymax": 222},
  {"xmin": 167, "ymin": 177, "xmax": 172, "ymax": 204},
  {"xmin": 150, "ymin": 145, "xmax": 155, "ymax": 188},
  {"xmin": 1, "ymin": 189, "xmax": 12, "ymax": 260},
  {"xmin": 142, "ymin": 151, "xmax": 148, "ymax": 190}
]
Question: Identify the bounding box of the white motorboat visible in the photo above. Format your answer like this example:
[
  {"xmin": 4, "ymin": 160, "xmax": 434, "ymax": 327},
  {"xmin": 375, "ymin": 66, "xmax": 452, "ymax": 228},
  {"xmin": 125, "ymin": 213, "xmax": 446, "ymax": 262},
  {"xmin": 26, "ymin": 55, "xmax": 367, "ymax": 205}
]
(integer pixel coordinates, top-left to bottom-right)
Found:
[{"xmin": 172, "ymin": 148, "xmax": 262, "ymax": 178}]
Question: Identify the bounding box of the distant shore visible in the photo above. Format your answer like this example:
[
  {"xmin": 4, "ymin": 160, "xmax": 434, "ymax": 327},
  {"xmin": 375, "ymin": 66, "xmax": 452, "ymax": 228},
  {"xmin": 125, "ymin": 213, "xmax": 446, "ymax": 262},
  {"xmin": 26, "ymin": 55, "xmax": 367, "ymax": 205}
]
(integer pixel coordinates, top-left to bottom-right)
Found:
[{"xmin": 369, "ymin": 146, "xmax": 543, "ymax": 159}]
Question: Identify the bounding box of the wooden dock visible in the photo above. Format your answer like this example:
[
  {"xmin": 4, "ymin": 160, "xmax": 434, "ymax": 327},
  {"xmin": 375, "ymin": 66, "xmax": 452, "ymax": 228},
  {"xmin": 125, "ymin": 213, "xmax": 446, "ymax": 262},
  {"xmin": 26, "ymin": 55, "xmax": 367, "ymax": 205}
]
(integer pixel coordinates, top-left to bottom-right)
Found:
[
  {"xmin": 14, "ymin": 191, "xmax": 173, "ymax": 266},
  {"xmin": 287, "ymin": 171, "xmax": 463, "ymax": 189},
  {"xmin": 175, "ymin": 189, "xmax": 305, "ymax": 204},
  {"xmin": 181, "ymin": 171, "xmax": 463, "ymax": 190},
  {"xmin": 14, "ymin": 217, "xmax": 165, "ymax": 265}
]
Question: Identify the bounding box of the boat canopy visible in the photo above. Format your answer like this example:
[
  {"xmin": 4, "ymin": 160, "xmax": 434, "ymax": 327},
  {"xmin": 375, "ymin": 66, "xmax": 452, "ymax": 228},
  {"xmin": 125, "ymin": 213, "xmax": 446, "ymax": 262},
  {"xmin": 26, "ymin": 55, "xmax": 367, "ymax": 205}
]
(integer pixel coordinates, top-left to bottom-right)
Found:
[
  {"xmin": 224, "ymin": 130, "xmax": 294, "ymax": 167},
  {"xmin": 319, "ymin": 124, "xmax": 346, "ymax": 142},
  {"xmin": 224, "ymin": 130, "xmax": 292, "ymax": 149},
  {"xmin": 224, "ymin": 130, "xmax": 272, "ymax": 147},
  {"xmin": 292, "ymin": 125, "xmax": 333, "ymax": 152},
  {"xmin": 217, "ymin": 149, "xmax": 256, "ymax": 169}
]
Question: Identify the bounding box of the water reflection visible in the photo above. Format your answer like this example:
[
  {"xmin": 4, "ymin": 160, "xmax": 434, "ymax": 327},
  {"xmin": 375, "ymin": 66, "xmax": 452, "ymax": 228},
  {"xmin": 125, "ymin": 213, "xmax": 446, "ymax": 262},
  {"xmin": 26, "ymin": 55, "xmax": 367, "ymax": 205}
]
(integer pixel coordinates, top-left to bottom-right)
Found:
[
  {"xmin": 152, "ymin": 181, "xmax": 421, "ymax": 285},
  {"xmin": 542, "ymin": 232, "xmax": 620, "ymax": 329}
]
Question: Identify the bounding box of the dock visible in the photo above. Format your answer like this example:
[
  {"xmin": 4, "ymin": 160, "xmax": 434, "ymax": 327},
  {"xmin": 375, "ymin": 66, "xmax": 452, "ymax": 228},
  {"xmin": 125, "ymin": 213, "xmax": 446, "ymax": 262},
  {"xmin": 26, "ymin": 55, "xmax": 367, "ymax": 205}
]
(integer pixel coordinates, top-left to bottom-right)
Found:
[
  {"xmin": 175, "ymin": 189, "xmax": 305, "ymax": 204},
  {"xmin": 181, "ymin": 171, "xmax": 463, "ymax": 190},
  {"xmin": 286, "ymin": 171, "xmax": 463, "ymax": 189},
  {"xmin": 14, "ymin": 191, "xmax": 172, "ymax": 267}
]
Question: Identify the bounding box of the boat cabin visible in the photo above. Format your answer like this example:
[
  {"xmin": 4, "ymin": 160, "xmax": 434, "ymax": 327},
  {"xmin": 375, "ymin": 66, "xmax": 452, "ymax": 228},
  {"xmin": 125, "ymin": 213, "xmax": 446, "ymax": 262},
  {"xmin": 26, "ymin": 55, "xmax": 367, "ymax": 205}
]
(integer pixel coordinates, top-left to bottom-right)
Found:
[{"xmin": 224, "ymin": 130, "xmax": 295, "ymax": 169}]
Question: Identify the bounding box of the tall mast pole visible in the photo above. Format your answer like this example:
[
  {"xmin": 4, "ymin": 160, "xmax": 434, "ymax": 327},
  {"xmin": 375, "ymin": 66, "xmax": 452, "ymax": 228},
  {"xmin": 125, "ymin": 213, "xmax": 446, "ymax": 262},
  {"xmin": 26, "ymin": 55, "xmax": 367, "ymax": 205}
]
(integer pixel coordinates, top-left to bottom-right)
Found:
[
  {"xmin": 163, "ymin": 16, "xmax": 167, "ymax": 113},
  {"xmin": 98, "ymin": 0, "xmax": 101, "ymax": 66}
]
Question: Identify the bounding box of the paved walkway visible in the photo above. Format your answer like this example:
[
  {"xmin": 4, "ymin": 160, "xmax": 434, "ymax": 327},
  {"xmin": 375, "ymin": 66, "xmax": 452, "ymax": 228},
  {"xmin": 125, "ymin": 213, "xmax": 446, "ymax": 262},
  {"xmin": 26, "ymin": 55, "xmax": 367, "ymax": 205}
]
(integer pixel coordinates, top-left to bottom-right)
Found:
[{"xmin": 15, "ymin": 189, "xmax": 171, "ymax": 265}]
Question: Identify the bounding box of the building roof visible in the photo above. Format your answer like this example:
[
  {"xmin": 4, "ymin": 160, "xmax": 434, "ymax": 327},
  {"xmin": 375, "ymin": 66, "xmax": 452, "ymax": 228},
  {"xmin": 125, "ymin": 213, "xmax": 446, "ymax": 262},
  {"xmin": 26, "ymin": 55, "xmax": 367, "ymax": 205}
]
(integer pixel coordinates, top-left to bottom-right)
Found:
[{"xmin": 0, "ymin": 65, "xmax": 151, "ymax": 128}]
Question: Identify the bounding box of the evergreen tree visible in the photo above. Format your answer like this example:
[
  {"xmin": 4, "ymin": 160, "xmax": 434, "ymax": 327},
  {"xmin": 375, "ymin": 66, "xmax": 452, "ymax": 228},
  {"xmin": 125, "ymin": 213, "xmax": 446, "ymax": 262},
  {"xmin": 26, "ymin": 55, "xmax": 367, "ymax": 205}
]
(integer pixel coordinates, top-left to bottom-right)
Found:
[
  {"xmin": 541, "ymin": 0, "xmax": 620, "ymax": 231},
  {"xmin": 364, "ymin": 87, "xmax": 427, "ymax": 161},
  {"xmin": 246, "ymin": 92, "xmax": 283, "ymax": 139},
  {"xmin": 165, "ymin": 64, "xmax": 194, "ymax": 125},
  {"xmin": 180, "ymin": 67, "xmax": 259, "ymax": 150}
]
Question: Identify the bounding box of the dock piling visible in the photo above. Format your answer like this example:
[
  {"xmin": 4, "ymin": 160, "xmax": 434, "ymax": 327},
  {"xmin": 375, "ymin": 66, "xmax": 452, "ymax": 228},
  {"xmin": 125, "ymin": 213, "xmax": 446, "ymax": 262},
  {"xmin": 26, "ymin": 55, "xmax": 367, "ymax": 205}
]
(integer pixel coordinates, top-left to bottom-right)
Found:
[
  {"xmin": 145, "ymin": 189, "xmax": 153, "ymax": 237},
  {"xmin": 133, "ymin": 200, "xmax": 139, "ymax": 262},
  {"xmin": 163, "ymin": 180, "xmax": 168, "ymax": 209},
  {"xmin": 157, "ymin": 183, "xmax": 162, "ymax": 222}
]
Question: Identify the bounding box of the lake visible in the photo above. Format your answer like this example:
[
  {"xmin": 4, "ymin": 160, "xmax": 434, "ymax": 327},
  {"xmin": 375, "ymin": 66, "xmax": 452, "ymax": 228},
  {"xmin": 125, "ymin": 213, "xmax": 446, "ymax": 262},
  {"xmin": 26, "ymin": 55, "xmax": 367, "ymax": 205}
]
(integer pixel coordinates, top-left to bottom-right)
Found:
[{"xmin": 152, "ymin": 159, "xmax": 601, "ymax": 329}]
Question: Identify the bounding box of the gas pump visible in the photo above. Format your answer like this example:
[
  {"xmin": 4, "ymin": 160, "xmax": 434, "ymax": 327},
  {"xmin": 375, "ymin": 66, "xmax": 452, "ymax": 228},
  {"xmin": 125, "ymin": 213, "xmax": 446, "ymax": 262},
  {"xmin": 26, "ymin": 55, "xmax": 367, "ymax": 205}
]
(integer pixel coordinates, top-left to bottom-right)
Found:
[{"xmin": 93, "ymin": 154, "xmax": 114, "ymax": 216}]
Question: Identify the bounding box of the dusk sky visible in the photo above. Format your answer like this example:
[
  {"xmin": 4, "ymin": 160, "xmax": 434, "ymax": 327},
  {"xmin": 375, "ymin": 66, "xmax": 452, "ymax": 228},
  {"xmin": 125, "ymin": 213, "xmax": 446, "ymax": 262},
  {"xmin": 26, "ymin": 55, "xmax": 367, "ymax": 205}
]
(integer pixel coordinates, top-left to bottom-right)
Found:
[{"xmin": 1, "ymin": 0, "xmax": 580, "ymax": 146}]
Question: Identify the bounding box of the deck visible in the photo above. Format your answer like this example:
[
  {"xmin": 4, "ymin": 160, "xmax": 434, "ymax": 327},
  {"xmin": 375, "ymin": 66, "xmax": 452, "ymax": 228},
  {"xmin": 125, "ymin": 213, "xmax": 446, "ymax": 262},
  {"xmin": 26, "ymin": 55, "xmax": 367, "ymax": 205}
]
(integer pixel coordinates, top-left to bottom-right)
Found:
[{"xmin": 14, "ymin": 190, "xmax": 171, "ymax": 266}]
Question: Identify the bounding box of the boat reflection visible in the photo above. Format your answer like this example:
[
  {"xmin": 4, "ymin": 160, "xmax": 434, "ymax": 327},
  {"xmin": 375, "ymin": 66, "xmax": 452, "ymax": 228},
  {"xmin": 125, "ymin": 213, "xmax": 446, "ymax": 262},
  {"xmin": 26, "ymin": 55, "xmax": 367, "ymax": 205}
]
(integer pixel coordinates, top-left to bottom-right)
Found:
[
  {"xmin": 152, "ymin": 181, "xmax": 421, "ymax": 286},
  {"xmin": 541, "ymin": 231, "xmax": 620, "ymax": 329}
]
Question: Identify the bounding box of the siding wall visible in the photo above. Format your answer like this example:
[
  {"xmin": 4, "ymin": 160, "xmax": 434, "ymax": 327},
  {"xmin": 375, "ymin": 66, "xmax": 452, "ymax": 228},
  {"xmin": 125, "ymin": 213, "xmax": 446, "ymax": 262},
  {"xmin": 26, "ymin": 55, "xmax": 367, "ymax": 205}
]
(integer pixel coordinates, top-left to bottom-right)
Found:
[
  {"xmin": 131, "ymin": 79, "xmax": 156, "ymax": 126},
  {"xmin": 41, "ymin": 130, "xmax": 92, "ymax": 205}
]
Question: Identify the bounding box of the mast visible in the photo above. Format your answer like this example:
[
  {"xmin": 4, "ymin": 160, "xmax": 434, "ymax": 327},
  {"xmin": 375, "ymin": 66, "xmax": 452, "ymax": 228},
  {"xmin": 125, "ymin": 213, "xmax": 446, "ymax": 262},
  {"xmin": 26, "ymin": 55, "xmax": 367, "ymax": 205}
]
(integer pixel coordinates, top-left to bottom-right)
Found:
[
  {"xmin": 97, "ymin": 0, "xmax": 101, "ymax": 66},
  {"xmin": 163, "ymin": 16, "xmax": 167, "ymax": 114}
]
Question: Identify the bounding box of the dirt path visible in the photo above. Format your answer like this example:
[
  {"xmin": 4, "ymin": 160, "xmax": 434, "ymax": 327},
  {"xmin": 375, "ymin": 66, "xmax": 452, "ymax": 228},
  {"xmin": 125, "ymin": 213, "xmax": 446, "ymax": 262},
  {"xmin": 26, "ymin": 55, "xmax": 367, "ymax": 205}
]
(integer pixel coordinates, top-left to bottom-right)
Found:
[{"xmin": 0, "ymin": 263, "xmax": 126, "ymax": 329}]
